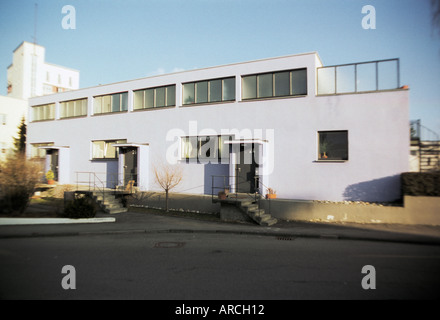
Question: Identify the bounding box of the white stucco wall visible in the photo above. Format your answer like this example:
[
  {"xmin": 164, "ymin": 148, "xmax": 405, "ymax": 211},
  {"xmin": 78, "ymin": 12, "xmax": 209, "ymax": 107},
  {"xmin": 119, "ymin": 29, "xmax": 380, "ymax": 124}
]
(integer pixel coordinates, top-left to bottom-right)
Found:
[
  {"xmin": 0, "ymin": 95, "xmax": 28, "ymax": 161},
  {"xmin": 27, "ymin": 53, "xmax": 409, "ymax": 202}
]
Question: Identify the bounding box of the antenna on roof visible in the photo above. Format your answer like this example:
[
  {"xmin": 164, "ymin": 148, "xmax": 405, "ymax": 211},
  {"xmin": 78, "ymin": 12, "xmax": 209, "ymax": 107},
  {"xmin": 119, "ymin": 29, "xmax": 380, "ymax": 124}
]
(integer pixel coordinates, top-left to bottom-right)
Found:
[
  {"xmin": 31, "ymin": 3, "xmax": 38, "ymax": 97},
  {"xmin": 33, "ymin": 3, "xmax": 37, "ymax": 44}
]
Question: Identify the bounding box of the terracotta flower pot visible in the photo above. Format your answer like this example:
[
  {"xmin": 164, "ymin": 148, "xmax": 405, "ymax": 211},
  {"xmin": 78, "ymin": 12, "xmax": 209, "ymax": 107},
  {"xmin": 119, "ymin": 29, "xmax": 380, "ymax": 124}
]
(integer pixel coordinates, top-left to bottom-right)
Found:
[
  {"xmin": 266, "ymin": 193, "xmax": 276, "ymax": 199},
  {"xmin": 218, "ymin": 191, "xmax": 227, "ymax": 200}
]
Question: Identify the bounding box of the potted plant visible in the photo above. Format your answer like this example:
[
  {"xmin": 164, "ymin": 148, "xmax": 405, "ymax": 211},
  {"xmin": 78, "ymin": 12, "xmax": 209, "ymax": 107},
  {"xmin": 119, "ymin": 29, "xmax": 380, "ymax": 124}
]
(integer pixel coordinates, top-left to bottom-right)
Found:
[
  {"xmin": 319, "ymin": 140, "xmax": 329, "ymax": 159},
  {"xmin": 46, "ymin": 170, "xmax": 55, "ymax": 185},
  {"xmin": 218, "ymin": 187, "xmax": 229, "ymax": 200},
  {"xmin": 266, "ymin": 188, "xmax": 276, "ymax": 199}
]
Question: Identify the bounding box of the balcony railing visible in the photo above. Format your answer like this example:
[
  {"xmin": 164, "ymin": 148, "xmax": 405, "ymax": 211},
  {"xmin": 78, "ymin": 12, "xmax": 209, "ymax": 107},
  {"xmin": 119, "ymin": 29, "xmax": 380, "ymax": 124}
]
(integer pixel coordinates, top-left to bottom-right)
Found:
[{"xmin": 317, "ymin": 58, "xmax": 400, "ymax": 95}]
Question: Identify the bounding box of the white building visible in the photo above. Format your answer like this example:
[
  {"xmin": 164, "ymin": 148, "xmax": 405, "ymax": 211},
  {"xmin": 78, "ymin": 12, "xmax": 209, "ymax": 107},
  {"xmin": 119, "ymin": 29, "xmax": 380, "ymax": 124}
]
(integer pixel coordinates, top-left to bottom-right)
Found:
[
  {"xmin": 27, "ymin": 52, "xmax": 409, "ymax": 202},
  {"xmin": 0, "ymin": 95, "xmax": 27, "ymax": 161},
  {"xmin": 7, "ymin": 41, "xmax": 79, "ymax": 100},
  {"xmin": 0, "ymin": 41, "xmax": 80, "ymax": 160}
]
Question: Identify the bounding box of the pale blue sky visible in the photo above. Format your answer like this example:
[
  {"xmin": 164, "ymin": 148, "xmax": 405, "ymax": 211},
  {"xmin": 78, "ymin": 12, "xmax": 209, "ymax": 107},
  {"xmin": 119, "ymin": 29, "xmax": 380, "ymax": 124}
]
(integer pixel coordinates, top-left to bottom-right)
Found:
[{"xmin": 1, "ymin": 0, "xmax": 439, "ymax": 133}]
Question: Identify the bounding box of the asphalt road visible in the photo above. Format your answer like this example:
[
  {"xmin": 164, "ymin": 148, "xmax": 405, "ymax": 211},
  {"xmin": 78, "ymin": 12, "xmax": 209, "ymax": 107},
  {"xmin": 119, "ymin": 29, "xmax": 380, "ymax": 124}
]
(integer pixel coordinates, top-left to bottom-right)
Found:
[{"xmin": 1, "ymin": 231, "xmax": 439, "ymax": 300}]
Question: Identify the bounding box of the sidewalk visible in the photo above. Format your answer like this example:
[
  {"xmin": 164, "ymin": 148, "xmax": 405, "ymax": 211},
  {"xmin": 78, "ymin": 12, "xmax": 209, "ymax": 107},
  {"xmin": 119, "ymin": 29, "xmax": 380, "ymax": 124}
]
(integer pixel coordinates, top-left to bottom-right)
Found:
[{"xmin": 1, "ymin": 206, "xmax": 440, "ymax": 245}]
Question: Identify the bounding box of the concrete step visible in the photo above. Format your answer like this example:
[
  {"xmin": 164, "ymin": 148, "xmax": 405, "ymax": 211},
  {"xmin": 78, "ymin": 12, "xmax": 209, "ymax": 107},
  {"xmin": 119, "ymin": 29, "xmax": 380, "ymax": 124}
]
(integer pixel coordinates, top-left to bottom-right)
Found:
[
  {"xmin": 102, "ymin": 203, "xmax": 124, "ymax": 210},
  {"xmin": 247, "ymin": 209, "xmax": 266, "ymax": 218},
  {"xmin": 107, "ymin": 207, "xmax": 128, "ymax": 214},
  {"xmin": 259, "ymin": 217, "xmax": 278, "ymax": 227}
]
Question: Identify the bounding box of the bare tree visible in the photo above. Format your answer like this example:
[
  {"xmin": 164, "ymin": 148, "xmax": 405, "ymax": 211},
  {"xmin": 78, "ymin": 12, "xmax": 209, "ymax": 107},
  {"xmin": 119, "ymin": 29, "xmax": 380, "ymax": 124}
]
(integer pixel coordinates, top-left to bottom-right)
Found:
[{"xmin": 153, "ymin": 163, "xmax": 183, "ymax": 212}]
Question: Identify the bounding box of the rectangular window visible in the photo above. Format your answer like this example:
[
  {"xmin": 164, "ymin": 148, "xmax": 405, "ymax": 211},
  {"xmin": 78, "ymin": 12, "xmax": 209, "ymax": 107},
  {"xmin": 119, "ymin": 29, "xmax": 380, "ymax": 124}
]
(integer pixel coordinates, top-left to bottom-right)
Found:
[
  {"xmin": 181, "ymin": 135, "xmax": 233, "ymax": 162},
  {"xmin": 181, "ymin": 136, "xmax": 198, "ymax": 159},
  {"xmin": 156, "ymin": 87, "xmax": 166, "ymax": 107},
  {"xmin": 209, "ymin": 79, "xmax": 222, "ymax": 102},
  {"xmin": 60, "ymin": 98, "xmax": 87, "ymax": 118},
  {"xmin": 196, "ymin": 81, "xmax": 208, "ymax": 104},
  {"xmin": 242, "ymin": 75, "xmax": 257, "ymax": 100},
  {"xmin": 32, "ymin": 103, "xmax": 55, "ymax": 121},
  {"xmin": 183, "ymin": 83, "xmax": 195, "ymax": 105},
  {"xmin": 318, "ymin": 131, "xmax": 348, "ymax": 161},
  {"xmin": 222, "ymin": 77, "xmax": 235, "ymax": 101},
  {"xmin": 183, "ymin": 77, "xmax": 236, "ymax": 105},
  {"xmin": 274, "ymin": 71, "xmax": 290, "ymax": 97},
  {"xmin": 134, "ymin": 85, "xmax": 175, "ymax": 110},
  {"xmin": 31, "ymin": 142, "xmax": 54, "ymax": 159},
  {"xmin": 258, "ymin": 73, "xmax": 273, "ymax": 98},
  {"xmin": 242, "ymin": 68, "xmax": 307, "ymax": 100},
  {"xmin": 291, "ymin": 69, "xmax": 308, "ymax": 95},
  {"xmin": 93, "ymin": 92, "xmax": 128, "ymax": 115},
  {"xmin": 92, "ymin": 139, "xmax": 127, "ymax": 159},
  {"xmin": 145, "ymin": 89, "xmax": 155, "ymax": 108}
]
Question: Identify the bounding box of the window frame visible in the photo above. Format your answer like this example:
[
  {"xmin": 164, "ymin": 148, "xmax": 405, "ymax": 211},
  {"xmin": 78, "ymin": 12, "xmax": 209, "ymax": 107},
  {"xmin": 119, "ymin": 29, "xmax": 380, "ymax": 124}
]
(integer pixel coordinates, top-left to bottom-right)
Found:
[
  {"xmin": 317, "ymin": 130, "xmax": 349, "ymax": 162},
  {"xmin": 91, "ymin": 139, "xmax": 127, "ymax": 160},
  {"xmin": 93, "ymin": 92, "xmax": 128, "ymax": 115},
  {"xmin": 181, "ymin": 135, "xmax": 233, "ymax": 163},
  {"xmin": 242, "ymin": 68, "xmax": 308, "ymax": 101},
  {"xmin": 32, "ymin": 103, "xmax": 55, "ymax": 122},
  {"xmin": 60, "ymin": 98, "xmax": 88, "ymax": 119},
  {"xmin": 182, "ymin": 77, "xmax": 236, "ymax": 106},
  {"xmin": 133, "ymin": 85, "xmax": 176, "ymax": 110}
]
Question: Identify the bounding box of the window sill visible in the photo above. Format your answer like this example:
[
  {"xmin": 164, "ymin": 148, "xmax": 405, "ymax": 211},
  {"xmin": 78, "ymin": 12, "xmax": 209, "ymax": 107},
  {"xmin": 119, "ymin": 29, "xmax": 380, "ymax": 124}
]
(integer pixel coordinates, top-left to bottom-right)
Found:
[
  {"xmin": 31, "ymin": 119, "xmax": 55, "ymax": 123},
  {"xmin": 91, "ymin": 158, "xmax": 118, "ymax": 161},
  {"xmin": 92, "ymin": 110, "xmax": 128, "ymax": 116},
  {"xmin": 181, "ymin": 100, "xmax": 235, "ymax": 108},
  {"xmin": 240, "ymin": 94, "xmax": 307, "ymax": 102},
  {"xmin": 59, "ymin": 115, "xmax": 88, "ymax": 120},
  {"xmin": 133, "ymin": 105, "xmax": 175, "ymax": 112},
  {"xmin": 314, "ymin": 160, "xmax": 348, "ymax": 163}
]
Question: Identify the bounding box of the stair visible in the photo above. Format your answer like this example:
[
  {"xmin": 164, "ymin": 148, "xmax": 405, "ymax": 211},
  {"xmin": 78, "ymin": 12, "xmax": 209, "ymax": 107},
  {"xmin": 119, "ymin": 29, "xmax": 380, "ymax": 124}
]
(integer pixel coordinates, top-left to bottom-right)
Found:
[
  {"xmin": 93, "ymin": 192, "xmax": 128, "ymax": 214},
  {"xmin": 238, "ymin": 199, "xmax": 278, "ymax": 226}
]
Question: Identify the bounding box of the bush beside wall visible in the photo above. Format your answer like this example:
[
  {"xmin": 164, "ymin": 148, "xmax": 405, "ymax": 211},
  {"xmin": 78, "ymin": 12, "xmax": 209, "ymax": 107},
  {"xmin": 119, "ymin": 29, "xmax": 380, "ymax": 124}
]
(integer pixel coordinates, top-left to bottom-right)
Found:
[{"xmin": 401, "ymin": 172, "xmax": 440, "ymax": 197}]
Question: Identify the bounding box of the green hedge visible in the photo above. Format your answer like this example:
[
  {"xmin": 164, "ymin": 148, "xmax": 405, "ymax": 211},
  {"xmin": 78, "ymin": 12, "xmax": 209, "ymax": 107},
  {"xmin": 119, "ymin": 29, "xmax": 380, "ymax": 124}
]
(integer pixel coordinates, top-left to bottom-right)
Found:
[{"xmin": 401, "ymin": 172, "xmax": 440, "ymax": 197}]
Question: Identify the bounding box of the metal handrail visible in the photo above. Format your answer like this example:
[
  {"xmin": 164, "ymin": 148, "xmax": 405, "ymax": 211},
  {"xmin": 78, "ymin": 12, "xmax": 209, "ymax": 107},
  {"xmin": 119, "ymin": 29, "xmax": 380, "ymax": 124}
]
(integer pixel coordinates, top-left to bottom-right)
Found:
[{"xmin": 211, "ymin": 174, "xmax": 260, "ymax": 203}]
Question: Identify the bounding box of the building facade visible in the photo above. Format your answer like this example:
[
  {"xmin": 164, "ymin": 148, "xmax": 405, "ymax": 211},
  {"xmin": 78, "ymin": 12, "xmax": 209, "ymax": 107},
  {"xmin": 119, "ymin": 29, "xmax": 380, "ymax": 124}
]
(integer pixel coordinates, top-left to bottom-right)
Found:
[{"xmin": 27, "ymin": 52, "xmax": 409, "ymax": 202}]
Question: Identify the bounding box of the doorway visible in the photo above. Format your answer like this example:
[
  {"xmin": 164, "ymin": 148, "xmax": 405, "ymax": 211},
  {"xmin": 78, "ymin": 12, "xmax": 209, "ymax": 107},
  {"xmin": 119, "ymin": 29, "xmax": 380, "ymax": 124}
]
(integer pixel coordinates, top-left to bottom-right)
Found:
[
  {"xmin": 122, "ymin": 147, "xmax": 138, "ymax": 187},
  {"xmin": 47, "ymin": 149, "xmax": 59, "ymax": 181},
  {"xmin": 235, "ymin": 143, "xmax": 257, "ymax": 193}
]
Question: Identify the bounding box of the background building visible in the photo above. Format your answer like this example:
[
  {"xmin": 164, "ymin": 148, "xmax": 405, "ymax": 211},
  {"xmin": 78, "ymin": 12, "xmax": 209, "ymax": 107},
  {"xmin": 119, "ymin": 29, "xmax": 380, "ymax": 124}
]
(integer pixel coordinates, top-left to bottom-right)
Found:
[
  {"xmin": 0, "ymin": 41, "xmax": 80, "ymax": 159},
  {"xmin": 0, "ymin": 95, "xmax": 27, "ymax": 161},
  {"xmin": 7, "ymin": 41, "xmax": 79, "ymax": 100}
]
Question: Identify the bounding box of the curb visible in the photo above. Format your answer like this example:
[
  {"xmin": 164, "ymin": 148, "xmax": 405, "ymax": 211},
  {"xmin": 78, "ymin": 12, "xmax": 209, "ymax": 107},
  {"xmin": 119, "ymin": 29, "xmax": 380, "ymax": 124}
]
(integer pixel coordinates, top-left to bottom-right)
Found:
[
  {"xmin": 0, "ymin": 217, "xmax": 116, "ymax": 226},
  {"xmin": 2, "ymin": 227, "xmax": 438, "ymax": 246}
]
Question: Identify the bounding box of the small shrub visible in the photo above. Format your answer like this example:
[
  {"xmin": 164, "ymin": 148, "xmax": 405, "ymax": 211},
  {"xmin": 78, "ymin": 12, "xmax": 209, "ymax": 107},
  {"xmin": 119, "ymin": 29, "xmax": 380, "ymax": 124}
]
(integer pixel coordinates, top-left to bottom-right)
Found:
[
  {"xmin": 401, "ymin": 172, "xmax": 440, "ymax": 196},
  {"xmin": 64, "ymin": 194, "xmax": 96, "ymax": 219},
  {"xmin": 0, "ymin": 154, "xmax": 42, "ymax": 214}
]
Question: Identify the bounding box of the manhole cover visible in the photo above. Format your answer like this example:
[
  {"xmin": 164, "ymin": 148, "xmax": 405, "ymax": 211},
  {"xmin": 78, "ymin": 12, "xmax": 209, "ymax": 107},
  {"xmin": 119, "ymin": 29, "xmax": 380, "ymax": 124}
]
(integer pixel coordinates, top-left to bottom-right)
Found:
[{"xmin": 154, "ymin": 241, "xmax": 185, "ymax": 248}]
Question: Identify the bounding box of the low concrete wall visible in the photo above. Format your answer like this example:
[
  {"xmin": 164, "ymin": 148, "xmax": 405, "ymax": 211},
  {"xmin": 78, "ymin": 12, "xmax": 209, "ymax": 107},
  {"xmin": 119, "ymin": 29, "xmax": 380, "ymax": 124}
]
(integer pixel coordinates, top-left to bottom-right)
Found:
[
  {"xmin": 127, "ymin": 191, "xmax": 220, "ymax": 214},
  {"xmin": 127, "ymin": 192, "xmax": 440, "ymax": 226},
  {"xmin": 262, "ymin": 196, "xmax": 440, "ymax": 225}
]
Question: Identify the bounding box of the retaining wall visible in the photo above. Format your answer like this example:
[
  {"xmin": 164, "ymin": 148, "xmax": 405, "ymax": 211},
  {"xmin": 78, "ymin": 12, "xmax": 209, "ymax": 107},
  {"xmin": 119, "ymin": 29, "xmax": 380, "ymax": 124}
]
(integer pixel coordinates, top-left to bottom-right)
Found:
[{"xmin": 127, "ymin": 192, "xmax": 440, "ymax": 226}]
